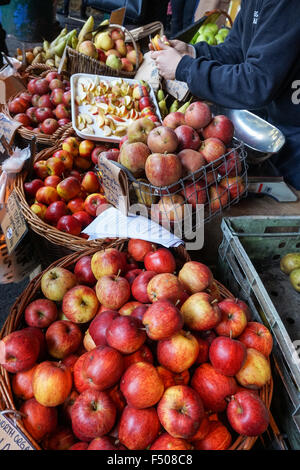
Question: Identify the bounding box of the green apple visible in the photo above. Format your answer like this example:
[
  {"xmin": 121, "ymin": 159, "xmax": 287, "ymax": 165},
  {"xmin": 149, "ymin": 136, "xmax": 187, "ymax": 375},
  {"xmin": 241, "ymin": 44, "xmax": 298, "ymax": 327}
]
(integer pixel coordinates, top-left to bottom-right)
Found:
[
  {"xmin": 215, "ymin": 34, "xmax": 224, "ymax": 44},
  {"xmin": 203, "ymin": 23, "xmax": 219, "ymax": 35},
  {"xmin": 203, "ymin": 32, "xmax": 217, "ymax": 45},
  {"xmin": 218, "ymin": 28, "xmax": 230, "ymax": 39},
  {"xmin": 106, "ymin": 54, "xmax": 122, "ymax": 71}
]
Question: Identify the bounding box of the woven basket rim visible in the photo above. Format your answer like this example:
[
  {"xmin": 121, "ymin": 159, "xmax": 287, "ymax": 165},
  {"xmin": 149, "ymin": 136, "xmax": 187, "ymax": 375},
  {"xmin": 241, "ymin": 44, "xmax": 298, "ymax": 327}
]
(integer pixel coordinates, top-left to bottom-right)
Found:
[{"xmin": 0, "ymin": 245, "xmax": 272, "ymax": 451}]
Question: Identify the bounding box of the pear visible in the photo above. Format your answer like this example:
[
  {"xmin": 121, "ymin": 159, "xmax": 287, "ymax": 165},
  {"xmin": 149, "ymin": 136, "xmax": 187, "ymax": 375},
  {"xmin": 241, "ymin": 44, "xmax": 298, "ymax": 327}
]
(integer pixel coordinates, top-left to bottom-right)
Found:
[
  {"xmin": 289, "ymin": 268, "xmax": 300, "ymax": 292},
  {"xmin": 105, "ymin": 54, "xmax": 122, "ymax": 71},
  {"xmin": 280, "ymin": 253, "xmax": 300, "ymax": 274},
  {"xmin": 203, "ymin": 23, "xmax": 219, "ymax": 35},
  {"xmin": 94, "ymin": 31, "xmax": 114, "ymax": 51}
]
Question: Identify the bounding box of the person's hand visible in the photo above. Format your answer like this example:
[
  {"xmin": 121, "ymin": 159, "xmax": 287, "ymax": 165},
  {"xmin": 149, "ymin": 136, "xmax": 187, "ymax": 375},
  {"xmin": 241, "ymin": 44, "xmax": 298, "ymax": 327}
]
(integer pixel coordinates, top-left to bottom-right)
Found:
[
  {"xmin": 168, "ymin": 39, "xmax": 195, "ymax": 57},
  {"xmin": 151, "ymin": 42, "xmax": 183, "ymax": 80}
]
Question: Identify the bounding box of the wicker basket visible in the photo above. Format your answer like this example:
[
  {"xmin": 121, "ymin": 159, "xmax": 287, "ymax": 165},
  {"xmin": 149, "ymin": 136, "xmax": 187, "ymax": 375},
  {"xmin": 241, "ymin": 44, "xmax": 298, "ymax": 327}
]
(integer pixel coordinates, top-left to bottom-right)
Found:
[
  {"xmin": 65, "ymin": 24, "xmax": 142, "ymax": 79},
  {"xmin": 0, "ymin": 244, "xmax": 274, "ymax": 451},
  {"xmin": 14, "ymin": 129, "xmax": 121, "ymax": 262},
  {"xmin": 3, "ymin": 64, "xmax": 72, "ymax": 147}
]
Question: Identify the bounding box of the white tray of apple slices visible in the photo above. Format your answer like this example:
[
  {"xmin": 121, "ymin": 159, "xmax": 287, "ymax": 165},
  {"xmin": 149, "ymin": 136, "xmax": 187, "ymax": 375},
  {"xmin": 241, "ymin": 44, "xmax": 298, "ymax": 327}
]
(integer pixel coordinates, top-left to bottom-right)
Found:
[{"xmin": 70, "ymin": 73, "xmax": 161, "ymax": 143}]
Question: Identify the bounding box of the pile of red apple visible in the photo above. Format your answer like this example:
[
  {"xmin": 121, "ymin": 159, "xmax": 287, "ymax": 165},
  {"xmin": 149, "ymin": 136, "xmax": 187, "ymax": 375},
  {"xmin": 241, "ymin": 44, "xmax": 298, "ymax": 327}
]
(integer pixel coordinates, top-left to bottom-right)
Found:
[
  {"xmin": 0, "ymin": 240, "xmax": 273, "ymax": 450},
  {"xmin": 113, "ymin": 101, "xmax": 246, "ymax": 222},
  {"xmin": 8, "ymin": 72, "xmax": 72, "ymax": 135},
  {"xmin": 25, "ymin": 136, "xmax": 118, "ymax": 236}
]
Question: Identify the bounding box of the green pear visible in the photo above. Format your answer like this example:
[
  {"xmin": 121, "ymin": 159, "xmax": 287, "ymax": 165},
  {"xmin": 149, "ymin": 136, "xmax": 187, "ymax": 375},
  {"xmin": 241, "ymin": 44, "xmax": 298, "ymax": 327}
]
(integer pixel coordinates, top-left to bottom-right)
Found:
[
  {"xmin": 195, "ymin": 34, "xmax": 206, "ymax": 43},
  {"xmin": 106, "ymin": 54, "xmax": 122, "ymax": 71},
  {"xmin": 215, "ymin": 34, "xmax": 224, "ymax": 44},
  {"xmin": 280, "ymin": 253, "xmax": 300, "ymax": 274},
  {"xmin": 289, "ymin": 268, "xmax": 300, "ymax": 292}
]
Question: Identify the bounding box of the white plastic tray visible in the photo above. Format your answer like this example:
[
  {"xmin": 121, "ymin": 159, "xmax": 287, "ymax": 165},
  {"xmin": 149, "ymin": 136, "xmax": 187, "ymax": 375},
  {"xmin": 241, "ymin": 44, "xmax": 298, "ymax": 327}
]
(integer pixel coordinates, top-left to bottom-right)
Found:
[{"xmin": 71, "ymin": 73, "xmax": 161, "ymax": 143}]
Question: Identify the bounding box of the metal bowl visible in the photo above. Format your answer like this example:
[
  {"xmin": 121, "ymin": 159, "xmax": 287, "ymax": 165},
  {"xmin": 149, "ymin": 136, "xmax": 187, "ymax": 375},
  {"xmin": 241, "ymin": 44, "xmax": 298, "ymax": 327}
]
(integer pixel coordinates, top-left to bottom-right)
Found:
[{"xmin": 210, "ymin": 105, "xmax": 286, "ymax": 156}]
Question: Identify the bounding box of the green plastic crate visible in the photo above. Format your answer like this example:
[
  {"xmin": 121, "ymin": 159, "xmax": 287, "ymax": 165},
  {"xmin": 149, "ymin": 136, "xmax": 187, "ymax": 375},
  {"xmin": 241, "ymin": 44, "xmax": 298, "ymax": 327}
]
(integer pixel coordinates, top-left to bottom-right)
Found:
[{"xmin": 218, "ymin": 215, "xmax": 300, "ymax": 449}]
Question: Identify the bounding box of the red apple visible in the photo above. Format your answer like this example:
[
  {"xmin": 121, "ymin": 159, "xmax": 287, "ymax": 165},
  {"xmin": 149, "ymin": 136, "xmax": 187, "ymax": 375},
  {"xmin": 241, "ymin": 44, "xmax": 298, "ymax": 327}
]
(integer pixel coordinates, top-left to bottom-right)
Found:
[
  {"xmin": 95, "ymin": 275, "xmax": 130, "ymax": 310},
  {"xmin": 45, "ymin": 320, "xmax": 82, "ymax": 359},
  {"xmin": 157, "ymin": 330, "xmax": 200, "ymax": 373},
  {"xmin": 185, "ymin": 101, "xmax": 212, "ymax": 130},
  {"xmin": 11, "ymin": 364, "xmax": 38, "ymax": 400},
  {"xmin": 227, "ymin": 390, "xmax": 269, "ymax": 436},
  {"xmin": 35, "ymin": 78, "xmax": 50, "ymax": 95},
  {"xmin": 143, "ymin": 300, "xmax": 183, "ymax": 340},
  {"xmin": 69, "ymin": 442, "xmax": 89, "ymax": 450},
  {"xmin": 131, "ymin": 305, "xmax": 149, "ymax": 322},
  {"xmin": 54, "ymin": 103, "xmax": 70, "ymax": 120},
  {"xmin": 67, "ymin": 197, "xmax": 85, "ymax": 214},
  {"xmin": 209, "ymin": 336, "xmax": 247, "ymax": 376},
  {"xmin": 191, "ymin": 363, "xmax": 237, "ymax": 412},
  {"xmin": 24, "ymin": 179, "xmax": 44, "ymax": 199},
  {"xmin": 57, "ymin": 215, "xmax": 82, "ymax": 236},
  {"xmin": 44, "ymin": 201, "xmax": 67, "ymax": 226},
  {"xmin": 174, "ymin": 125, "xmax": 201, "ymax": 151},
  {"xmin": 146, "ymin": 273, "xmax": 184, "ymax": 305},
  {"xmin": 81, "ymin": 171, "xmax": 100, "ymax": 194},
  {"xmin": 49, "ymin": 78, "xmax": 64, "ymax": 91},
  {"xmin": 73, "ymin": 211, "xmax": 93, "ymax": 229},
  {"xmin": 45, "ymin": 71, "xmax": 60, "ymax": 82},
  {"xmin": 106, "ymin": 315, "xmax": 146, "ymax": 354},
  {"xmin": 91, "ymin": 248, "xmax": 126, "ymax": 280},
  {"xmin": 14, "ymin": 112, "xmax": 32, "ymax": 126},
  {"xmin": 181, "ymin": 181, "xmax": 207, "ymax": 208},
  {"xmin": 82, "ymin": 345, "xmax": 124, "ymax": 391},
  {"xmin": 84, "ymin": 193, "xmax": 107, "ymax": 217},
  {"xmin": 91, "ymin": 144, "xmax": 109, "ymax": 164},
  {"xmin": 200, "ymin": 137, "xmax": 226, "ymax": 164},
  {"xmin": 144, "ymin": 248, "xmax": 176, "ymax": 274},
  {"xmin": 145, "ymin": 152, "xmax": 182, "ymax": 187},
  {"xmin": 27, "ymin": 78, "xmax": 38, "ymax": 94},
  {"xmin": 56, "ymin": 176, "xmax": 81, "ymax": 201},
  {"xmin": 209, "ymin": 184, "xmax": 229, "ymax": 212},
  {"xmin": 220, "ymin": 176, "xmax": 245, "ymax": 199},
  {"xmin": 194, "ymin": 420, "xmax": 232, "ymax": 450},
  {"xmin": 123, "ymin": 344, "xmax": 153, "ymax": 370},
  {"xmin": 20, "ymin": 398, "xmax": 58, "ymax": 442},
  {"xmin": 63, "ymin": 90, "xmax": 71, "ymax": 107},
  {"xmin": 131, "ymin": 270, "xmax": 156, "ymax": 303},
  {"xmin": 194, "ymin": 335, "xmax": 210, "ymax": 365},
  {"xmin": 41, "ymin": 266, "xmax": 76, "ymax": 302},
  {"xmin": 120, "ymin": 361, "xmax": 164, "ymax": 408},
  {"xmin": 71, "ymin": 389, "xmax": 116, "ymax": 441},
  {"xmin": 119, "ymin": 300, "xmax": 142, "ymax": 316},
  {"xmin": 9, "ymin": 96, "xmax": 29, "ymax": 114},
  {"xmin": 53, "ymin": 149, "xmax": 73, "ymax": 171},
  {"xmin": 237, "ymin": 321, "xmax": 273, "ymax": 357},
  {"xmin": 33, "ymin": 160, "xmax": 48, "ymax": 179},
  {"xmin": 119, "ymin": 405, "xmax": 160, "ymax": 450},
  {"xmin": 150, "ymin": 432, "xmax": 192, "ymax": 450},
  {"xmin": 128, "ymin": 239, "xmax": 153, "ymax": 262},
  {"xmin": 87, "ymin": 436, "xmax": 125, "ymax": 450},
  {"xmin": 217, "ymin": 147, "xmax": 242, "ymax": 176},
  {"xmin": 35, "ymin": 186, "xmax": 59, "ymax": 205},
  {"xmin": 0, "ymin": 328, "xmax": 40, "ymax": 373},
  {"xmin": 41, "ymin": 118, "xmax": 59, "ymax": 135},
  {"xmin": 88, "ymin": 310, "xmax": 119, "ymax": 347},
  {"xmin": 79, "ymin": 140, "xmax": 95, "ymax": 158},
  {"xmin": 42, "ymin": 426, "xmax": 76, "ymax": 450},
  {"xmin": 202, "ymin": 115, "xmax": 234, "ymax": 145},
  {"xmin": 181, "ymin": 292, "xmax": 221, "ymax": 331},
  {"xmin": 62, "ymin": 285, "xmax": 99, "ymax": 323},
  {"xmin": 177, "ymin": 148, "xmax": 206, "ymax": 176},
  {"xmin": 215, "ymin": 298, "xmax": 248, "ymax": 338},
  {"xmin": 163, "ymin": 111, "xmax": 186, "ymax": 129},
  {"xmin": 44, "ymin": 175, "xmax": 62, "ymax": 188},
  {"xmin": 157, "ymin": 385, "xmax": 205, "ymax": 438},
  {"xmin": 32, "ymin": 361, "xmax": 72, "ymax": 407},
  {"xmin": 118, "ymin": 141, "xmax": 150, "ymax": 177},
  {"xmin": 74, "ymin": 256, "xmax": 96, "ymax": 287},
  {"xmin": 147, "ymin": 126, "xmax": 178, "ymax": 154},
  {"xmin": 25, "ymin": 298, "xmax": 58, "ymax": 328},
  {"xmin": 125, "ymin": 268, "xmax": 143, "ymax": 285},
  {"xmin": 178, "ymin": 261, "xmax": 213, "ymax": 294},
  {"xmin": 188, "ymin": 415, "xmax": 210, "ymax": 442},
  {"xmin": 62, "ymin": 136, "xmax": 80, "ymax": 157}
]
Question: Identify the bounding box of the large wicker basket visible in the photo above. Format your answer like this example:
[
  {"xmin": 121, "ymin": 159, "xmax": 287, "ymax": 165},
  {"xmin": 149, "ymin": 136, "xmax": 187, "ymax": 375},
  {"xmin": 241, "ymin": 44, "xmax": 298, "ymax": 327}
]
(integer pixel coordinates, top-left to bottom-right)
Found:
[
  {"xmin": 3, "ymin": 64, "xmax": 72, "ymax": 147},
  {"xmin": 0, "ymin": 244, "xmax": 275, "ymax": 451},
  {"xmin": 65, "ymin": 24, "xmax": 142, "ymax": 79}
]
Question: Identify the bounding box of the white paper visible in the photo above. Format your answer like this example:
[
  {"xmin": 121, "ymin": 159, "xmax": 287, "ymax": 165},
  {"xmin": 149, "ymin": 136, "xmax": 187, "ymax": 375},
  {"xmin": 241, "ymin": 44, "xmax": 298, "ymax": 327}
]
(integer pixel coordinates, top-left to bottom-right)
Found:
[{"xmin": 83, "ymin": 207, "xmax": 184, "ymax": 248}]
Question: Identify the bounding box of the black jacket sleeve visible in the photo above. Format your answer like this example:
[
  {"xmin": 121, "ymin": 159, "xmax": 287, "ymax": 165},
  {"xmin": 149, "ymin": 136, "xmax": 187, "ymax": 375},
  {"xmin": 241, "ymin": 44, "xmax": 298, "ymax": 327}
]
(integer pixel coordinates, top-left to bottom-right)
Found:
[{"xmin": 176, "ymin": 0, "xmax": 300, "ymax": 110}]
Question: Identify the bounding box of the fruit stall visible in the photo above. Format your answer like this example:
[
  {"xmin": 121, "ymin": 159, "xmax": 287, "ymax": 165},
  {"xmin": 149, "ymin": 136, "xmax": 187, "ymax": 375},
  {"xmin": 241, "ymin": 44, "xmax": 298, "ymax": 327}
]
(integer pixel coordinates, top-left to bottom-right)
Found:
[{"xmin": 0, "ymin": 2, "xmax": 299, "ymax": 454}]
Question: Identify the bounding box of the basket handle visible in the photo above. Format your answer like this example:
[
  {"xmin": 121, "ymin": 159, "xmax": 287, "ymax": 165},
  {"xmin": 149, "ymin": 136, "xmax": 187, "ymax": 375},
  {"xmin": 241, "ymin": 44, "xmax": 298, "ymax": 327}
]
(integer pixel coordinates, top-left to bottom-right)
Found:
[
  {"xmin": 204, "ymin": 8, "xmax": 233, "ymax": 27},
  {"xmin": 108, "ymin": 23, "xmax": 141, "ymax": 73}
]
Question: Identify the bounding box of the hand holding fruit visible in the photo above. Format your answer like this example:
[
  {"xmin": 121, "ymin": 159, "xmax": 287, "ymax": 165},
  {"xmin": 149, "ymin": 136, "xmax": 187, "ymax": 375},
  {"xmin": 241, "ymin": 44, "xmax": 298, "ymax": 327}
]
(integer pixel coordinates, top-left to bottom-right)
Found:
[{"xmin": 151, "ymin": 42, "xmax": 183, "ymax": 80}]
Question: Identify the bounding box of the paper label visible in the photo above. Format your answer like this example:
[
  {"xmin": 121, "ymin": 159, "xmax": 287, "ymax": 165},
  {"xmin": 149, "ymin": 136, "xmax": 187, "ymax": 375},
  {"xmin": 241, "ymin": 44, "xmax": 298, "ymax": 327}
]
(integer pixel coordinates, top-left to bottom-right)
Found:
[
  {"xmin": 164, "ymin": 79, "xmax": 190, "ymax": 101},
  {"xmin": 98, "ymin": 155, "xmax": 129, "ymax": 215},
  {"xmin": 0, "ymin": 232, "xmax": 39, "ymax": 283},
  {"xmin": 0, "ymin": 113, "xmax": 21, "ymax": 154},
  {"xmin": 0, "ymin": 191, "xmax": 28, "ymax": 254},
  {"xmin": 110, "ymin": 7, "xmax": 126, "ymax": 26},
  {"xmin": 0, "ymin": 413, "xmax": 35, "ymax": 451}
]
